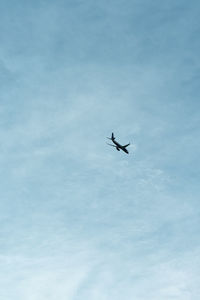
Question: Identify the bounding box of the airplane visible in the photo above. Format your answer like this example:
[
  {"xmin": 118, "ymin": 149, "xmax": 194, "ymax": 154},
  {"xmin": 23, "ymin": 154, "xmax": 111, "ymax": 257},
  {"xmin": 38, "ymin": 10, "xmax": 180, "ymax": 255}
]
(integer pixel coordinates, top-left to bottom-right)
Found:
[{"xmin": 107, "ymin": 132, "xmax": 130, "ymax": 154}]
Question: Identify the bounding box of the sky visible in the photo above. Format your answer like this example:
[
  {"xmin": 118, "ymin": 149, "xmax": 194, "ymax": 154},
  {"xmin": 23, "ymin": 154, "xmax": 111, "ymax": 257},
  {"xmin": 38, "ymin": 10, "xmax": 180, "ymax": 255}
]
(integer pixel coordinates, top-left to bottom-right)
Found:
[{"xmin": 0, "ymin": 0, "xmax": 200, "ymax": 299}]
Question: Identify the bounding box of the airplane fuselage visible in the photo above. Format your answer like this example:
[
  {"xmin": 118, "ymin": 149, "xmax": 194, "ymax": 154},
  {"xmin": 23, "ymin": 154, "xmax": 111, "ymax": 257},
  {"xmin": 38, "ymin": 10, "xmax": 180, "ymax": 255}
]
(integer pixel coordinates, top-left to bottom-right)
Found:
[{"xmin": 112, "ymin": 139, "xmax": 129, "ymax": 154}]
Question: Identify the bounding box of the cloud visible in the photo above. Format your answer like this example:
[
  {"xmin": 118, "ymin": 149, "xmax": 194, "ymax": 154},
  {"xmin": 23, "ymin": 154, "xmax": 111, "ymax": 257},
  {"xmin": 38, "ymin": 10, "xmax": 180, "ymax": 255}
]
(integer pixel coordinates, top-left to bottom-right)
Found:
[{"xmin": 0, "ymin": 0, "xmax": 200, "ymax": 299}]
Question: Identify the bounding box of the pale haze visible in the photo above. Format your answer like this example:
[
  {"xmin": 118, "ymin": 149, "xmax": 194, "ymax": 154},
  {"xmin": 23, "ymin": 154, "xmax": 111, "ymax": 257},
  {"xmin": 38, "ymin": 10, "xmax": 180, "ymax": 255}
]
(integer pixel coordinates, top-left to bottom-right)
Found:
[{"xmin": 0, "ymin": 0, "xmax": 200, "ymax": 299}]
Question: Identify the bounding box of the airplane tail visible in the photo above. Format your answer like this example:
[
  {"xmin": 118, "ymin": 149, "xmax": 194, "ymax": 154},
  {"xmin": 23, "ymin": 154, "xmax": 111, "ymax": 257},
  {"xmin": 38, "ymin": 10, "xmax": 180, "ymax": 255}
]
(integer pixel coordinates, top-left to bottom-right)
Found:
[{"xmin": 107, "ymin": 132, "xmax": 115, "ymax": 140}]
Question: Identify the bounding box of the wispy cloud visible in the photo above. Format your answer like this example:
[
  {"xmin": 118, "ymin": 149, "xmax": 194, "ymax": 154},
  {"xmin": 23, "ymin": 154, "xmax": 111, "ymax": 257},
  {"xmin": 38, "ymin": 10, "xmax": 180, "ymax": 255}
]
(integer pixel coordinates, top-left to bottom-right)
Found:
[{"xmin": 0, "ymin": 0, "xmax": 200, "ymax": 299}]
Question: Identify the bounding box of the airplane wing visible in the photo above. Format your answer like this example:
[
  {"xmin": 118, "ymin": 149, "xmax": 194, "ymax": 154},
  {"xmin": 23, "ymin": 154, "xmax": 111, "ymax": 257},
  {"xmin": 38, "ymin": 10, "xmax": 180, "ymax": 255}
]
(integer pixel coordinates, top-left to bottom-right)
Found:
[
  {"xmin": 106, "ymin": 143, "xmax": 116, "ymax": 147},
  {"xmin": 123, "ymin": 143, "xmax": 130, "ymax": 147}
]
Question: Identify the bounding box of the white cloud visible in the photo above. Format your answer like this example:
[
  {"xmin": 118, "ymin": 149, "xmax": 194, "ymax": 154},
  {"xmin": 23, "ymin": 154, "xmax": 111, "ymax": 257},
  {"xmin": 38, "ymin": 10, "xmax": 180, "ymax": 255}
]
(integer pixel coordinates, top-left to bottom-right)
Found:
[{"xmin": 0, "ymin": 1, "xmax": 199, "ymax": 299}]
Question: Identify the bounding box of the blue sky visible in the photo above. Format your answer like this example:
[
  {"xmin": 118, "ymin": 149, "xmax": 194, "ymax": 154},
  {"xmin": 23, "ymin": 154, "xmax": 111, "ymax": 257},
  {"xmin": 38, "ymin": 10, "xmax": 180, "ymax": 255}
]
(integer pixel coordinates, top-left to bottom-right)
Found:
[{"xmin": 0, "ymin": 0, "xmax": 200, "ymax": 299}]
